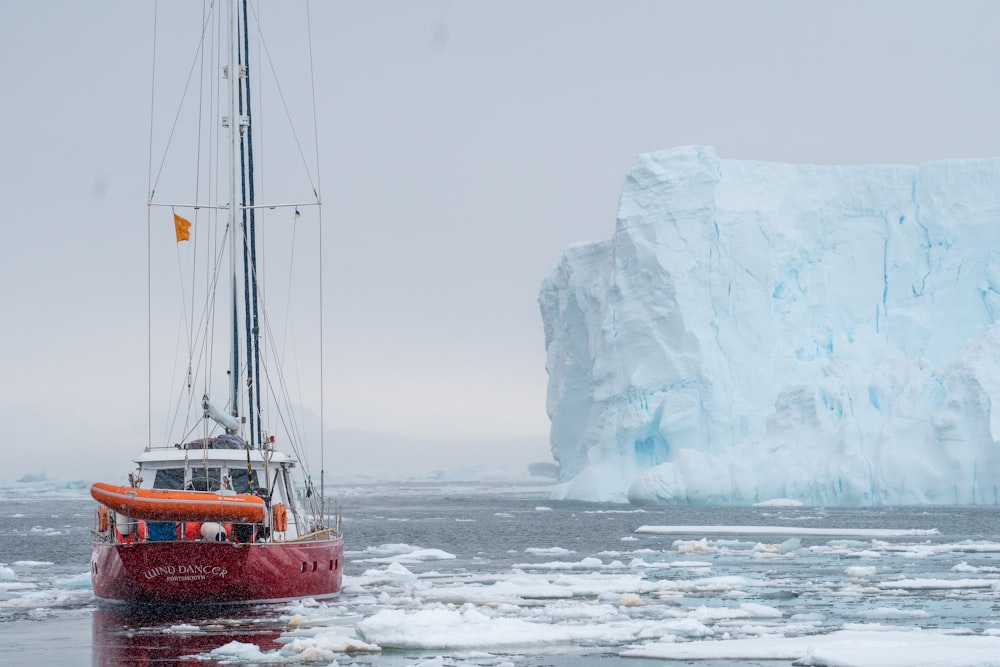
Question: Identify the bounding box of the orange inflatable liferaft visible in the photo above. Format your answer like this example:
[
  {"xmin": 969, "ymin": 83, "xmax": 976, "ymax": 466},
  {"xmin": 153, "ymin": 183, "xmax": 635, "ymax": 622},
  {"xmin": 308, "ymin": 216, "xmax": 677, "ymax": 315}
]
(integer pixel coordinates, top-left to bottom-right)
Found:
[{"xmin": 90, "ymin": 482, "xmax": 265, "ymax": 523}]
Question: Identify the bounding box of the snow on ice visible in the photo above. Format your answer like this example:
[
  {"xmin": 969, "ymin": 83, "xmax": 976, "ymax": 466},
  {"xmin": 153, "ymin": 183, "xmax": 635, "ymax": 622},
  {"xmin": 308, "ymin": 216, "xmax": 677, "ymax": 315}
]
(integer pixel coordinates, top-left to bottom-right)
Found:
[{"xmin": 540, "ymin": 146, "xmax": 1000, "ymax": 504}]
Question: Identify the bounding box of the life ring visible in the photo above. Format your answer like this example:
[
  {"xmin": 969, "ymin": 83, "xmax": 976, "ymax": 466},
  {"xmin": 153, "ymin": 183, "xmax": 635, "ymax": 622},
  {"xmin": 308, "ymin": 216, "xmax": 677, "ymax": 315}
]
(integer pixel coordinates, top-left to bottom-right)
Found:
[
  {"xmin": 272, "ymin": 503, "xmax": 288, "ymax": 532},
  {"xmin": 97, "ymin": 506, "xmax": 109, "ymax": 532}
]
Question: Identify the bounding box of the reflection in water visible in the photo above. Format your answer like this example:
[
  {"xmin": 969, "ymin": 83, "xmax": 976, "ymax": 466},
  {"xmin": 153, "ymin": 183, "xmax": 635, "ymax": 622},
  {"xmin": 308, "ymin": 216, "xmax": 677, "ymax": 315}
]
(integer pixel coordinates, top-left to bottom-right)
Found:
[{"xmin": 91, "ymin": 604, "xmax": 285, "ymax": 666}]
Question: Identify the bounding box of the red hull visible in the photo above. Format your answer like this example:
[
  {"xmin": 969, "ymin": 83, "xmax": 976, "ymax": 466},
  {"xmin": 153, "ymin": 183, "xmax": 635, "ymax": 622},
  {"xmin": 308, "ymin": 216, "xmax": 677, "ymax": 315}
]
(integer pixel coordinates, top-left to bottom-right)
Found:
[{"xmin": 92, "ymin": 536, "xmax": 343, "ymax": 604}]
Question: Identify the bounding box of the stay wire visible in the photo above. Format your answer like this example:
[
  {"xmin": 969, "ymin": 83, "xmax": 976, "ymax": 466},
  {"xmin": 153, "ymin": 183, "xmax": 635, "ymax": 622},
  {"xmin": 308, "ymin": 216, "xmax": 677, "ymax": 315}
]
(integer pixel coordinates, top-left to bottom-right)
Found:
[
  {"xmin": 149, "ymin": 8, "xmax": 218, "ymax": 201},
  {"xmin": 147, "ymin": 0, "xmax": 157, "ymax": 449},
  {"xmin": 305, "ymin": 0, "xmax": 327, "ymax": 521}
]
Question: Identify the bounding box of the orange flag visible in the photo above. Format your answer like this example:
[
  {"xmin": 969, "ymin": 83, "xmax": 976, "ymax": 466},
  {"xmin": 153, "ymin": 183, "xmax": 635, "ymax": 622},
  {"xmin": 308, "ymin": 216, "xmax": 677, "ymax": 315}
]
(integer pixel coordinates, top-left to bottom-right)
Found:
[{"xmin": 173, "ymin": 212, "xmax": 191, "ymax": 242}]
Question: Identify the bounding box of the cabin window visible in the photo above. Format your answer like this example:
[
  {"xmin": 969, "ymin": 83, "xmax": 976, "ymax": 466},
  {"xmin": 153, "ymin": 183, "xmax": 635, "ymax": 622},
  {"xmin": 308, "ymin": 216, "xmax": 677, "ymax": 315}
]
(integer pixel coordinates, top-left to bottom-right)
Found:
[
  {"xmin": 229, "ymin": 469, "xmax": 260, "ymax": 494},
  {"xmin": 152, "ymin": 468, "xmax": 186, "ymax": 490},
  {"xmin": 189, "ymin": 467, "xmax": 222, "ymax": 492}
]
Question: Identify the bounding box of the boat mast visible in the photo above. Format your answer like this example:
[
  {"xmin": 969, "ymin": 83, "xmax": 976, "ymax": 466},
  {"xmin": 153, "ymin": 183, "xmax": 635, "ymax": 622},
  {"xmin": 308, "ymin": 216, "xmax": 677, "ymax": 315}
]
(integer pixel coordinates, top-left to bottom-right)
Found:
[
  {"xmin": 226, "ymin": 0, "xmax": 242, "ymax": 431},
  {"xmin": 239, "ymin": 0, "xmax": 263, "ymax": 451}
]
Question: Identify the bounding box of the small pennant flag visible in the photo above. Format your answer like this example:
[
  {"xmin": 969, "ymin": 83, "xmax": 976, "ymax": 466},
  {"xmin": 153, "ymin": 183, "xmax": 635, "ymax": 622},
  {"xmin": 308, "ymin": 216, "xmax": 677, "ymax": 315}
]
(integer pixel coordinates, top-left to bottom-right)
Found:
[
  {"xmin": 294, "ymin": 208, "xmax": 301, "ymax": 220},
  {"xmin": 173, "ymin": 212, "xmax": 191, "ymax": 242}
]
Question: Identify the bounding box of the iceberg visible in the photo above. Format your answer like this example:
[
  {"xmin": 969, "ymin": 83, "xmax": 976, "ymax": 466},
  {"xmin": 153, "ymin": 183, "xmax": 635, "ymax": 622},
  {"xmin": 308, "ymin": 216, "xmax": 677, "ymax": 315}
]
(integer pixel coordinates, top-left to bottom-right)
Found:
[{"xmin": 539, "ymin": 146, "xmax": 1000, "ymax": 505}]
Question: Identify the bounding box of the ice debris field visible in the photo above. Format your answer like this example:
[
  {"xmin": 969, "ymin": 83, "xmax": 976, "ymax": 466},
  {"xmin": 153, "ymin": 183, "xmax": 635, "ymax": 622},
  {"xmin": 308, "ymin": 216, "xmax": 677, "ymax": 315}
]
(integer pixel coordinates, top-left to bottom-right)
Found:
[
  {"xmin": 115, "ymin": 524, "xmax": 1000, "ymax": 665},
  {"xmin": 541, "ymin": 146, "xmax": 1000, "ymax": 505},
  {"xmin": 3, "ymin": 484, "xmax": 1000, "ymax": 665}
]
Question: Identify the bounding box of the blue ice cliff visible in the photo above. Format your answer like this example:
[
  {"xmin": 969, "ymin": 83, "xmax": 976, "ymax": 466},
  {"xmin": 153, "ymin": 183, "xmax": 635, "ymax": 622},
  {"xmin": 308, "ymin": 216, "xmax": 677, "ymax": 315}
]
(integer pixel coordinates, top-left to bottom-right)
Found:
[{"xmin": 539, "ymin": 146, "xmax": 1000, "ymax": 505}]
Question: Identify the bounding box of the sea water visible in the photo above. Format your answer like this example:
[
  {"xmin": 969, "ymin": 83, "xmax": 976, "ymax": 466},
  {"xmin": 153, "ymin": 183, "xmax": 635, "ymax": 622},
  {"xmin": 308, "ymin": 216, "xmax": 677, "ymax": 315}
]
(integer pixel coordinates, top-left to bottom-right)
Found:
[{"xmin": 1, "ymin": 478, "xmax": 999, "ymax": 666}]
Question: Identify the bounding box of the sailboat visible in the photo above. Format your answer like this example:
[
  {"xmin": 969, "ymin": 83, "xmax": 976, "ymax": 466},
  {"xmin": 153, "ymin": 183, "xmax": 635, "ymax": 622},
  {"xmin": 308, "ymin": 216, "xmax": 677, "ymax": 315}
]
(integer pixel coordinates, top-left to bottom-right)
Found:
[{"xmin": 90, "ymin": 1, "xmax": 343, "ymax": 605}]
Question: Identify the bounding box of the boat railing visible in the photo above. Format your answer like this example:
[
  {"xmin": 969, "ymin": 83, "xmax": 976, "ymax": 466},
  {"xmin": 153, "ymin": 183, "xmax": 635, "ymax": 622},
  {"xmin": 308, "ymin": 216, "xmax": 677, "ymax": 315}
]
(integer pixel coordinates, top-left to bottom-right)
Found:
[{"xmin": 93, "ymin": 508, "xmax": 290, "ymax": 545}]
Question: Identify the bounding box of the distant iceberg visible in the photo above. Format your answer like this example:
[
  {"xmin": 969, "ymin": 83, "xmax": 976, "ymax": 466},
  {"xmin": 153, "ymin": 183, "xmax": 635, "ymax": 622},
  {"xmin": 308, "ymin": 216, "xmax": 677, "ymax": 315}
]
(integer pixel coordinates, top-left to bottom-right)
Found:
[{"xmin": 540, "ymin": 146, "xmax": 1000, "ymax": 505}]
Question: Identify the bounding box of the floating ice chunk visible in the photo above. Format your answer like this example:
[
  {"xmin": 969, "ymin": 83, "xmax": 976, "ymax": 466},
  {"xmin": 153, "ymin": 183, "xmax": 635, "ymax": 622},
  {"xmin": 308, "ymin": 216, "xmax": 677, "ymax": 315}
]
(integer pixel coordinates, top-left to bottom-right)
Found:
[
  {"xmin": 165, "ymin": 624, "xmax": 200, "ymax": 634},
  {"xmin": 952, "ymin": 561, "xmax": 1000, "ymax": 574},
  {"xmin": 752, "ymin": 542, "xmax": 783, "ymax": 555},
  {"xmin": 688, "ymin": 605, "xmax": 755, "ymax": 621},
  {"xmin": 673, "ymin": 538, "xmax": 715, "ymax": 553},
  {"xmin": 280, "ymin": 630, "xmax": 380, "ymax": 657},
  {"xmin": 845, "ymin": 566, "xmax": 878, "ymax": 577},
  {"xmin": 859, "ymin": 607, "xmax": 931, "ymax": 619},
  {"xmin": 740, "ymin": 602, "xmax": 783, "ymax": 618},
  {"xmin": 0, "ymin": 566, "xmax": 15, "ymax": 581},
  {"xmin": 208, "ymin": 630, "xmax": 379, "ymax": 663},
  {"xmin": 781, "ymin": 538, "xmax": 802, "ymax": 553},
  {"xmin": 53, "ymin": 572, "xmax": 92, "ymax": 589},
  {"xmin": 657, "ymin": 618, "xmax": 714, "ymax": 638},
  {"xmin": 877, "ymin": 578, "xmax": 998, "ymax": 590},
  {"xmin": 356, "ymin": 606, "xmax": 637, "ymax": 649},
  {"xmin": 525, "ymin": 547, "xmax": 573, "ymax": 556},
  {"xmin": 0, "ymin": 588, "xmax": 92, "ymax": 609},
  {"xmin": 207, "ymin": 641, "xmax": 267, "ymax": 661},
  {"xmin": 356, "ymin": 543, "xmax": 420, "ymax": 556},
  {"xmin": 358, "ymin": 548, "xmax": 456, "ymax": 564},
  {"xmin": 617, "ymin": 593, "xmax": 643, "ymax": 606},
  {"xmin": 622, "ymin": 626, "xmax": 1000, "ymax": 662},
  {"xmin": 512, "ymin": 556, "xmax": 606, "ymax": 571},
  {"xmin": 754, "ymin": 499, "xmax": 804, "ymax": 507},
  {"xmin": 640, "ymin": 525, "xmax": 938, "ymax": 537}
]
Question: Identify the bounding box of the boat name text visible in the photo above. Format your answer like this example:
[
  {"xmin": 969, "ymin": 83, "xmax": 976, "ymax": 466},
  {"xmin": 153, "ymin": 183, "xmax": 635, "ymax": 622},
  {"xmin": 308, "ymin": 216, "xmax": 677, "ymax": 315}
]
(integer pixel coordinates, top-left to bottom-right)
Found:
[{"xmin": 144, "ymin": 564, "xmax": 228, "ymax": 581}]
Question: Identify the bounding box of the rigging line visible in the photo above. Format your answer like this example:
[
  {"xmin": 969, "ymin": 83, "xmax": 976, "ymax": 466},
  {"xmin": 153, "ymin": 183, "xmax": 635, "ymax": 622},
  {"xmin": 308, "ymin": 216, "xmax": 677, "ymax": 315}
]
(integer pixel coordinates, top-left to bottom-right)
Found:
[
  {"xmin": 249, "ymin": 288, "xmax": 300, "ymax": 451},
  {"xmin": 247, "ymin": 1, "xmax": 319, "ymax": 196},
  {"xmin": 147, "ymin": 207, "xmax": 153, "ymax": 450},
  {"xmin": 164, "ymin": 296, "xmax": 193, "ymax": 448},
  {"xmin": 238, "ymin": 220, "xmax": 310, "ymax": 466},
  {"xmin": 167, "ymin": 221, "xmax": 230, "ymax": 447},
  {"xmin": 147, "ymin": 1, "xmax": 158, "ymax": 450},
  {"xmin": 306, "ymin": 0, "xmax": 326, "ymax": 516},
  {"xmin": 256, "ymin": 299, "xmax": 311, "ymax": 472},
  {"xmin": 189, "ymin": 229, "xmax": 231, "ymax": 401},
  {"xmin": 189, "ymin": 0, "xmax": 215, "ymax": 369},
  {"xmin": 280, "ymin": 208, "xmax": 298, "ymax": 367},
  {"xmin": 238, "ymin": 227, "xmax": 300, "ymax": 453},
  {"xmin": 205, "ymin": 5, "xmax": 222, "ymax": 405},
  {"xmin": 169, "ymin": 208, "xmax": 198, "ymax": 386},
  {"xmin": 306, "ymin": 0, "xmax": 322, "ymax": 202},
  {"xmin": 149, "ymin": 8, "xmax": 217, "ymax": 200}
]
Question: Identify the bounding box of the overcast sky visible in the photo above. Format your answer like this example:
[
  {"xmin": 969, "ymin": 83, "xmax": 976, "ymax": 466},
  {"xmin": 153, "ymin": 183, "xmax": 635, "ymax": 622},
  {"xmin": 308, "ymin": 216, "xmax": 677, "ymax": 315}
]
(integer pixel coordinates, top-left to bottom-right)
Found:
[{"xmin": 2, "ymin": 1, "xmax": 1000, "ymax": 482}]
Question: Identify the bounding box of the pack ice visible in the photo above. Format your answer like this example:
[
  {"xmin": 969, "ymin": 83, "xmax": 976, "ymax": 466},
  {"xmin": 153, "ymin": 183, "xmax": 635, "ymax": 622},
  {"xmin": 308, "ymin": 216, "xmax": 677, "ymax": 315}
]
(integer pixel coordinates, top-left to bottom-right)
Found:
[{"xmin": 540, "ymin": 146, "xmax": 1000, "ymax": 505}]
